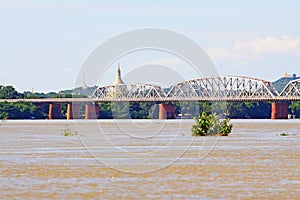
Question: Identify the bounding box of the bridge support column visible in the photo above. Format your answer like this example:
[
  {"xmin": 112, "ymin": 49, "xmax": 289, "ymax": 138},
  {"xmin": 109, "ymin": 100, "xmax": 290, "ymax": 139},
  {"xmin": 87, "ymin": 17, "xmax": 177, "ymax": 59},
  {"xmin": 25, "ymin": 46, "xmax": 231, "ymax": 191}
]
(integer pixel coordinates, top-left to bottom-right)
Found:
[
  {"xmin": 48, "ymin": 103, "xmax": 62, "ymax": 119},
  {"xmin": 66, "ymin": 103, "xmax": 72, "ymax": 120},
  {"xmin": 271, "ymin": 102, "xmax": 288, "ymax": 119},
  {"xmin": 159, "ymin": 104, "xmax": 175, "ymax": 119},
  {"xmin": 85, "ymin": 103, "xmax": 99, "ymax": 119},
  {"xmin": 66, "ymin": 103, "xmax": 81, "ymax": 120}
]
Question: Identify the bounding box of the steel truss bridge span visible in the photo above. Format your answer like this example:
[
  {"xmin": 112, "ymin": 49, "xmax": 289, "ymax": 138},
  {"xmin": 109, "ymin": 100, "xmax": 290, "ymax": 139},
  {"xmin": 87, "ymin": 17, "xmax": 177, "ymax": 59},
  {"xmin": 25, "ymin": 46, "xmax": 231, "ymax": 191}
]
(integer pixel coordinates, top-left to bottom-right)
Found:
[{"xmin": 91, "ymin": 76, "xmax": 300, "ymax": 102}]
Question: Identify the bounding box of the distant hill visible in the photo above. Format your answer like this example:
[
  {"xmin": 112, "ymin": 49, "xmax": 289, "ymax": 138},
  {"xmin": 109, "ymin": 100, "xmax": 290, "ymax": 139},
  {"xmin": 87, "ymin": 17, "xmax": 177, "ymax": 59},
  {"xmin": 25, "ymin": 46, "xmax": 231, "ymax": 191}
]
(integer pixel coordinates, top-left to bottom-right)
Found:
[
  {"xmin": 23, "ymin": 86, "xmax": 98, "ymax": 99},
  {"xmin": 272, "ymin": 73, "xmax": 299, "ymax": 93},
  {"xmin": 69, "ymin": 86, "xmax": 98, "ymax": 97}
]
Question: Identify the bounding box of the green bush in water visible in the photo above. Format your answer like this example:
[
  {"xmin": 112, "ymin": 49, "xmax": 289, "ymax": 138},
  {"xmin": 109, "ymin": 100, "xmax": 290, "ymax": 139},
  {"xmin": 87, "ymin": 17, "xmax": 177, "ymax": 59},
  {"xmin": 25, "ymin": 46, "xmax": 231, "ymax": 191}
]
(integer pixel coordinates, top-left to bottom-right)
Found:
[
  {"xmin": 191, "ymin": 112, "xmax": 233, "ymax": 136},
  {"xmin": 64, "ymin": 128, "xmax": 74, "ymax": 136}
]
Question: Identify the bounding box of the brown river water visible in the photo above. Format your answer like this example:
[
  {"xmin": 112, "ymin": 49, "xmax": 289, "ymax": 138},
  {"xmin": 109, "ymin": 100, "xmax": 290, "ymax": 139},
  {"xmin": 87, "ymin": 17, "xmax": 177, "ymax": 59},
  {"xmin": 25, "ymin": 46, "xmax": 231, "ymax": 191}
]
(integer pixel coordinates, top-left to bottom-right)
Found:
[{"xmin": 1, "ymin": 119, "xmax": 300, "ymax": 199}]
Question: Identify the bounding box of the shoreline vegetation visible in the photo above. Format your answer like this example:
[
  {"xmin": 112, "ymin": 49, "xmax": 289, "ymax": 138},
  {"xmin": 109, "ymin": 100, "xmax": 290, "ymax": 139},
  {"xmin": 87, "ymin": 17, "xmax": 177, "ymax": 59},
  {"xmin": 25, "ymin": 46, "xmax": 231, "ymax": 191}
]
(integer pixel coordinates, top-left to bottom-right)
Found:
[{"xmin": 1, "ymin": 85, "xmax": 300, "ymax": 120}]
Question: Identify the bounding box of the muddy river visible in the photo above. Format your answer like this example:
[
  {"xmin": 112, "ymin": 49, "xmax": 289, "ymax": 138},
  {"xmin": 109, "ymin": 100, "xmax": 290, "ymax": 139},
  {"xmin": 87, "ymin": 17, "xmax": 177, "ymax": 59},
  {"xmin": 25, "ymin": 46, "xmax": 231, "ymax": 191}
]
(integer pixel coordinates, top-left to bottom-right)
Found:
[{"xmin": 1, "ymin": 119, "xmax": 299, "ymax": 199}]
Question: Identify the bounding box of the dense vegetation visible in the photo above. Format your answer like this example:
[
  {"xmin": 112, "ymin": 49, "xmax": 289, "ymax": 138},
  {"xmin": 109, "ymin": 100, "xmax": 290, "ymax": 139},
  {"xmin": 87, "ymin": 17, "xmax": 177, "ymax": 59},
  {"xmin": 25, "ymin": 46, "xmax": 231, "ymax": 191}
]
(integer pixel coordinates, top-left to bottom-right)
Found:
[
  {"xmin": 0, "ymin": 85, "xmax": 85, "ymax": 119},
  {"xmin": 191, "ymin": 112, "xmax": 233, "ymax": 136},
  {"xmin": 98, "ymin": 102, "xmax": 157, "ymax": 119},
  {"xmin": 0, "ymin": 101, "xmax": 45, "ymax": 119},
  {"xmin": 0, "ymin": 85, "xmax": 23, "ymax": 99},
  {"xmin": 1, "ymin": 85, "xmax": 300, "ymax": 119},
  {"xmin": 173, "ymin": 101, "xmax": 273, "ymax": 119},
  {"xmin": 289, "ymin": 101, "xmax": 300, "ymax": 116}
]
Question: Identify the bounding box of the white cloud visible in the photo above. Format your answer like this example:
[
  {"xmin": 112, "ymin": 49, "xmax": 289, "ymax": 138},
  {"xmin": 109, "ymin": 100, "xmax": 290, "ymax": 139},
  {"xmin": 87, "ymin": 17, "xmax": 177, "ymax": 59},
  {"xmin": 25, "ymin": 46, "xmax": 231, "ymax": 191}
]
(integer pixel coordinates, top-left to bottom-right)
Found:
[
  {"xmin": 207, "ymin": 47, "xmax": 233, "ymax": 60},
  {"xmin": 208, "ymin": 36, "xmax": 300, "ymax": 61}
]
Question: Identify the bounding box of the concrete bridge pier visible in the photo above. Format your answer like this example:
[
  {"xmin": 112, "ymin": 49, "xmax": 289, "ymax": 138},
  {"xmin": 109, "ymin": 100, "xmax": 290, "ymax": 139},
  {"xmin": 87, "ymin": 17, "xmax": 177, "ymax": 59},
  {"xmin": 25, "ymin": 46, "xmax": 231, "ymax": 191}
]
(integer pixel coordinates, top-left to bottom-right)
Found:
[
  {"xmin": 159, "ymin": 103, "xmax": 175, "ymax": 119},
  {"xmin": 85, "ymin": 103, "xmax": 99, "ymax": 119},
  {"xmin": 271, "ymin": 102, "xmax": 288, "ymax": 119},
  {"xmin": 48, "ymin": 103, "xmax": 62, "ymax": 119},
  {"xmin": 66, "ymin": 103, "xmax": 81, "ymax": 120}
]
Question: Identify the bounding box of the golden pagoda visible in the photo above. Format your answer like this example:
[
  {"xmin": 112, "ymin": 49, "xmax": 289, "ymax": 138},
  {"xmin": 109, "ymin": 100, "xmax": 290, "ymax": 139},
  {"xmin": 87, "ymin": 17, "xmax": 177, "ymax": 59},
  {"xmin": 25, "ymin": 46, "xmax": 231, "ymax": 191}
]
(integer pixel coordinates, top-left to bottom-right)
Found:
[
  {"xmin": 113, "ymin": 63, "xmax": 125, "ymax": 85},
  {"xmin": 108, "ymin": 64, "xmax": 126, "ymax": 98},
  {"xmin": 283, "ymin": 70, "xmax": 290, "ymax": 78}
]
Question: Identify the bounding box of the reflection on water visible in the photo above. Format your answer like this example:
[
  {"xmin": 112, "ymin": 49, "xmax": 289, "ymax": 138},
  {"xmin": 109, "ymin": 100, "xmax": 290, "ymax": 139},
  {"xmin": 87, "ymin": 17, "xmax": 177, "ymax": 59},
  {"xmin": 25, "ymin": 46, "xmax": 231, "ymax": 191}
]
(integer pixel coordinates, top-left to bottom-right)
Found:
[{"xmin": 1, "ymin": 119, "xmax": 300, "ymax": 199}]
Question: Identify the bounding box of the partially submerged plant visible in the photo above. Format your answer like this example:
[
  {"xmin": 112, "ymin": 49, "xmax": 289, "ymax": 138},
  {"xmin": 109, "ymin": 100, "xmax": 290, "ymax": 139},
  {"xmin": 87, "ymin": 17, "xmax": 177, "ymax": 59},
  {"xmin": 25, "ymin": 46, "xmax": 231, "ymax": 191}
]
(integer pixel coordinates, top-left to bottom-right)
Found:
[
  {"xmin": 279, "ymin": 133, "xmax": 288, "ymax": 136},
  {"xmin": 191, "ymin": 112, "xmax": 233, "ymax": 136},
  {"xmin": 64, "ymin": 128, "xmax": 74, "ymax": 136},
  {"xmin": 279, "ymin": 132, "xmax": 295, "ymax": 136},
  {"xmin": 220, "ymin": 118, "xmax": 233, "ymax": 136}
]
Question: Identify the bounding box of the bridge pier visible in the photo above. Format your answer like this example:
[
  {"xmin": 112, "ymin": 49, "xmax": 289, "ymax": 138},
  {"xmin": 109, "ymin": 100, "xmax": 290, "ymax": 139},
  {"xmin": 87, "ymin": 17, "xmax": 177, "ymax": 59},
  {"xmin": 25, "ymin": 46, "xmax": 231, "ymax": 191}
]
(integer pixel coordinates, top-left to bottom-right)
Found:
[
  {"xmin": 48, "ymin": 103, "xmax": 62, "ymax": 119},
  {"xmin": 159, "ymin": 104, "xmax": 175, "ymax": 119},
  {"xmin": 271, "ymin": 102, "xmax": 288, "ymax": 119},
  {"xmin": 66, "ymin": 103, "xmax": 81, "ymax": 120},
  {"xmin": 85, "ymin": 103, "xmax": 99, "ymax": 119}
]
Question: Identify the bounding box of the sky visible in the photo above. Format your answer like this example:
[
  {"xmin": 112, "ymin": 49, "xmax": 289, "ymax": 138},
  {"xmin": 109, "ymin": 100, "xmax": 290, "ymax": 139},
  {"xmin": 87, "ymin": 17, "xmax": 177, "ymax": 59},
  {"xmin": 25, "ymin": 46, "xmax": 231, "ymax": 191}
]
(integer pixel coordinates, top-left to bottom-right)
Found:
[{"xmin": 1, "ymin": 0, "xmax": 300, "ymax": 92}]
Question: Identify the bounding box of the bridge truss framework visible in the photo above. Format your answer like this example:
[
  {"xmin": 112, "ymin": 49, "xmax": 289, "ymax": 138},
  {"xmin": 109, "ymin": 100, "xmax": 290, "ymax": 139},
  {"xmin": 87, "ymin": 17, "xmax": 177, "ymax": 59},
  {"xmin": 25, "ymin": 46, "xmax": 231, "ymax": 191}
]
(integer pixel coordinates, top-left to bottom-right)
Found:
[{"xmin": 91, "ymin": 76, "xmax": 300, "ymax": 102}]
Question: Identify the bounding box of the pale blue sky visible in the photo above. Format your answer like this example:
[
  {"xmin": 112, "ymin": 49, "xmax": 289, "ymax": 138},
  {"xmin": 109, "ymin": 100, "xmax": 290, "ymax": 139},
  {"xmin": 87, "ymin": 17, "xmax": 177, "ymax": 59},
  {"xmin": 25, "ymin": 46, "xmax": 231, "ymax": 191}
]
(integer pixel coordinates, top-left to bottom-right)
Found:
[{"xmin": 1, "ymin": 0, "xmax": 300, "ymax": 92}]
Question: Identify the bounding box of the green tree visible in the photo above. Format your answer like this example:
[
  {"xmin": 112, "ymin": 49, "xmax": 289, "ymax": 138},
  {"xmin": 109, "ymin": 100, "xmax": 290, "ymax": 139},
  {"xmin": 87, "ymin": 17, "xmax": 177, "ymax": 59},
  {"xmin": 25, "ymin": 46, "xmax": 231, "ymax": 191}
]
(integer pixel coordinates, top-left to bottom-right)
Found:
[
  {"xmin": 227, "ymin": 102, "xmax": 248, "ymax": 118},
  {"xmin": 191, "ymin": 112, "xmax": 211, "ymax": 136},
  {"xmin": 247, "ymin": 102, "xmax": 271, "ymax": 118},
  {"xmin": 289, "ymin": 101, "xmax": 300, "ymax": 117},
  {"xmin": 111, "ymin": 102, "xmax": 130, "ymax": 119},
  {"xmin": 0, "ymin": 85, "xmax": 22, "ymax": 99},
  {"xmin": 210, "ymin": 102, "xmax": 228, "ymax": 117},
  {"xmin": 98, "ymin": 102, "xmax": 112, "ymax": 119},
  {"xmin": 191, "ymin": 112, "xmax": 233, "ymax": 136},
  {"xmin": 149, "ymin": 103, "xmax": 159, "ymax": 119},
  {"xmin": 0, "ymin": 102, "xmax": 44, "ymax": 119},
  {"xmin": 220, "ymin": 118, "xmax": 233, "ymax": 136},
  {"xmin": 128, "ymin": 102, "xmax": 154, "ymax": 119}
]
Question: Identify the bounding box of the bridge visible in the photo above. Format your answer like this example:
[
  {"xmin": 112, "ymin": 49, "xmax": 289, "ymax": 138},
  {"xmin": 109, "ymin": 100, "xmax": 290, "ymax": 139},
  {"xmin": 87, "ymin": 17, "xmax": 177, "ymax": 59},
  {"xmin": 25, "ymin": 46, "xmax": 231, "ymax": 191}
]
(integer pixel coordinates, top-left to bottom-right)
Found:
[
  {"xmin": 92, "ymin": 76, "xmax": 300, "ymax": 101},
  {"xmin": 1, "ymin": 76, "xmax": 300, "ymax": 120}
]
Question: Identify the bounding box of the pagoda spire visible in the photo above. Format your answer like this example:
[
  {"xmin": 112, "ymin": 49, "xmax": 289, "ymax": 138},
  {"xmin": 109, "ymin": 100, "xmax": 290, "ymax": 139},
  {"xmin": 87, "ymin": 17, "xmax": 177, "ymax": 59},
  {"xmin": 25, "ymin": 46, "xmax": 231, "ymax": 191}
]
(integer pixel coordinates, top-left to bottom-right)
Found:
[
  {"xmin": 283, "ymin": 69, "xmax": 289, "ymax": 78},
  {"xmin": 113, "ymin": 63, "xmax": 125, "ymax": 85}
]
